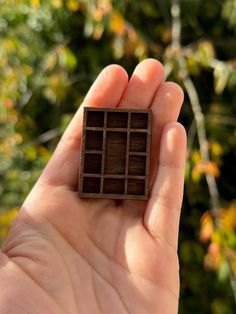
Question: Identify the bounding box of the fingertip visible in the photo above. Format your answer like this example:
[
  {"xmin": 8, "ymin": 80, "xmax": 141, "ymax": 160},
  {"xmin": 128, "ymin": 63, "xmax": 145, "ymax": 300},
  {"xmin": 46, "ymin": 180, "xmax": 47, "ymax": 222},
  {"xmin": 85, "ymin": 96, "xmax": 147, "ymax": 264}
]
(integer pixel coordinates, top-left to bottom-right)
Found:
[
  {"xmin": 84, "ymin": 64, "xmax": 128, "ymax": 106},
  {"xmin": 118, "ymin": 59, "xmax": 165, "ymax": 108},
  {"xmin": 138, "ymin": 58, "xmax": 164, "ymax": 70},
  {"xmin": 163, "ymin": 122, "xmax": 186, "ymax": 140},
  {"xmin": 134, "ymin": 58, "xmax": 165, "ymax": 82},
  {"xmin": 160, "ymin": 122, "xmax": 187, "ymax": 168},
  {"xmin": 159, "ymin": 82, "xmax": 184, "ymax": 106},
  {"xmin": 101, "ymin": 64, "xmax": 129, "ymax": 83}
]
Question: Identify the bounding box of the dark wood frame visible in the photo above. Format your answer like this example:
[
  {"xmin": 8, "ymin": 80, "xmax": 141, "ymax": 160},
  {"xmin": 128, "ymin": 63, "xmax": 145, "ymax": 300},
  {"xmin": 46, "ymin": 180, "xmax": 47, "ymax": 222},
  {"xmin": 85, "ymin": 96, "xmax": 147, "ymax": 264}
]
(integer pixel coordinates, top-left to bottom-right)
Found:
[{"xmin": 79, "ymin": 107, "xmax": 152, "ymax": 200}]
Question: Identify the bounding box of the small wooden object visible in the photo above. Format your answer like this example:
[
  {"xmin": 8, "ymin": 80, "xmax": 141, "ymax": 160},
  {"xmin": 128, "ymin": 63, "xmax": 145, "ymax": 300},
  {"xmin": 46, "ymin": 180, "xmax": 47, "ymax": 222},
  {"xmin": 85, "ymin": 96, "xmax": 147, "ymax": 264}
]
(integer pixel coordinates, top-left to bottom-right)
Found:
[{"xmin": 79, "ymin": 107, "xmax": 152, "ymax": 200}]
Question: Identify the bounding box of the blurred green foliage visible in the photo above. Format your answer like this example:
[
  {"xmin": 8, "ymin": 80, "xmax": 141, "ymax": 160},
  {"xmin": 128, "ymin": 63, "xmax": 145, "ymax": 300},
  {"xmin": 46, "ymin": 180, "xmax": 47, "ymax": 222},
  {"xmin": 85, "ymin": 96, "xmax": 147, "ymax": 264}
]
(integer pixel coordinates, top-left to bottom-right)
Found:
[{"xmin": 0, "ymin": 0, "xmax": 236, "ymax": 313}]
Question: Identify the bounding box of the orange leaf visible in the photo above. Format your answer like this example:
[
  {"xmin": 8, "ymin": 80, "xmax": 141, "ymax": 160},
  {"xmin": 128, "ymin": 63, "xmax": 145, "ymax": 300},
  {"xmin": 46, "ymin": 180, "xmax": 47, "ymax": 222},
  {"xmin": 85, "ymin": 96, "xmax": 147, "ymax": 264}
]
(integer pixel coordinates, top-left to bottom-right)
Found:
[
  {"xmin": 206, "ymin": 161, "xmax": 220, "ymax": 177},
  {"xmin": 200, "ymin": 211, "xmax": 214, "ymax": 242}
]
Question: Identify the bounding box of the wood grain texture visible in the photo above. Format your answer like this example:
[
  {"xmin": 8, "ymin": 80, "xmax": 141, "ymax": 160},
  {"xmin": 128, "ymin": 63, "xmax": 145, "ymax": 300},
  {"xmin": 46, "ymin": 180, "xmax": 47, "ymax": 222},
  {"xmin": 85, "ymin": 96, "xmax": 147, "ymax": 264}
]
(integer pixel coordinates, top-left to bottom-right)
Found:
[{"xmin": 79, "ymin": 107, "xmax": 152, "ymax": 200}]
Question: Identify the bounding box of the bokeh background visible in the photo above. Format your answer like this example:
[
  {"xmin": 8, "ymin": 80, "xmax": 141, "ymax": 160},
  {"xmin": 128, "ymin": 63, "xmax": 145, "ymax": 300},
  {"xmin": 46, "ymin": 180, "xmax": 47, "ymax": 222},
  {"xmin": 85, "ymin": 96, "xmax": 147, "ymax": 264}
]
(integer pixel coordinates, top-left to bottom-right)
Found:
[{"xmin": 0, "ymin": 0, "xmax": 236, "ymax": 313}]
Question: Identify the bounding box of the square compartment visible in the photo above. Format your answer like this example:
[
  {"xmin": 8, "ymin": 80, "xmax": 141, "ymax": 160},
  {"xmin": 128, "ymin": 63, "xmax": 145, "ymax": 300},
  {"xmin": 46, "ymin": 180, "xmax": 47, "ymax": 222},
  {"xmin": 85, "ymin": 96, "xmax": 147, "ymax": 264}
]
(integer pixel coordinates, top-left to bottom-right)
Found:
[
  {"xmin": 87, "ymin": 110, "xmax": 104, "ymax": 127},
  {"xmin": 127, "ymin": 179, "xmax": 145, "ymax": 195},
  {"xmin": 104, "ymin": 132, "xmax": 127, "ymax": 174},
  {"xmin": 128, "ymin": 155, "xmax": 146, "ymax": 175},
  {"xmin": 129, "ymin": 133, "xmax": 147, "ymax": 152},
  {"xmin": 107, "ymin": 112, "xmax": 128, "ymax": 128},
  {"xmin": 103, "ymin": 178, "xmax": 125, "ymax": 194},
  {"xmin": 85, "ymin": 130, "xmax": 103, "ymax": 150},
  {"xmin": 83, "ymin": 177, "xmax": 101, "ymax": 193},
  {"xmin": 130, "ymin": 113, "xmax": 148, "ymax": 129},
  {"xmin": 84, "ymin": 154, "xmax": 102, "ymax": 174}
]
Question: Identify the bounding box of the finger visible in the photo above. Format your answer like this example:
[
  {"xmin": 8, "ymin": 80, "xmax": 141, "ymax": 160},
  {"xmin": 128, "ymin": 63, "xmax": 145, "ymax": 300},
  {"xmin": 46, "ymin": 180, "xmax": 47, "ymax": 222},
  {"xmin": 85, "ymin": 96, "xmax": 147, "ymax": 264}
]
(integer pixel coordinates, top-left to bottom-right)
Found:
[
  {"xmin": 143, "ymin": 122, "xmax": 187, "ymax": 251},
  {"xmin": 123, "ymin": 82, "xmax": 184, "ymax": 210},
  {"xmin": 39, "ymin": 65, "xmax": 128, "ymax": 189},
  {"xmin": 150, "ymin": 82, "xmax": 184, "ymax": 185},
  {"xmin": 119, "ymin": 58, "xmax": 164, "ymax": 108},
  {"xmin": 118, "ymin": 58, "xmax": 163, "ymax": 209}
]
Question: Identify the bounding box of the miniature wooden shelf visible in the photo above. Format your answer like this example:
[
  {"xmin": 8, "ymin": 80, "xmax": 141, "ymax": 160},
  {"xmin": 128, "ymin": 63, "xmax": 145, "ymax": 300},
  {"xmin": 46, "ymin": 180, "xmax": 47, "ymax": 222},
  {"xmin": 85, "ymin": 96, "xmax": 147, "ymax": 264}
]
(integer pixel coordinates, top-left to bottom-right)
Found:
[{"xmin": 79, "ymin": 107, "xmax": 152, "ymax": 200}]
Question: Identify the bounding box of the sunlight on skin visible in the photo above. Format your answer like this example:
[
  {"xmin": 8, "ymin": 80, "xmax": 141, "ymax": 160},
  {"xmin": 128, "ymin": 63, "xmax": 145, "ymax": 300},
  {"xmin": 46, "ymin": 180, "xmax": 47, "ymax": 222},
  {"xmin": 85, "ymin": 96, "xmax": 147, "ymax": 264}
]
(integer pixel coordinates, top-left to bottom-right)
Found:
[{"xmin": 0, "ymin": 59, "xmax": 186, "ymax": 314}]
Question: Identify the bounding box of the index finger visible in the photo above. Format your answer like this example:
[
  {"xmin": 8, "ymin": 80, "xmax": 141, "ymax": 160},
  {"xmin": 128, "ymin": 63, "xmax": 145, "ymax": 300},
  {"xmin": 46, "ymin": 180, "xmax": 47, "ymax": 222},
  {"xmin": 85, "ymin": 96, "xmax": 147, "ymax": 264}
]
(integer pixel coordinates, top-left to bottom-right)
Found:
[{"xmin": 39, "ymin": 65, "xmax": 128, "ymax": 189}]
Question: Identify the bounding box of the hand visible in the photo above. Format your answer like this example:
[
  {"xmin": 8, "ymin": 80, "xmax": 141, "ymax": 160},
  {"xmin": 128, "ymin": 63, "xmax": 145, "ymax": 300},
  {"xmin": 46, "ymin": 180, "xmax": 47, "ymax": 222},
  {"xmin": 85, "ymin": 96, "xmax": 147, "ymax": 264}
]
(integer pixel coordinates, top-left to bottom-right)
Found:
[{"xmin": 0, "ymin": 59, "xmax": 186, "ymax": 314}]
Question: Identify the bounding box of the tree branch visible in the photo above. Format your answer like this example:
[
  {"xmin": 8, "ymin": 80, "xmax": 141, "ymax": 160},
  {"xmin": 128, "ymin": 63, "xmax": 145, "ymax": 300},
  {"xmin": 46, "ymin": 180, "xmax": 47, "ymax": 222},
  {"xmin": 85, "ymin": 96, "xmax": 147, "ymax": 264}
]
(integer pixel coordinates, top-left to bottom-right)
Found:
[
  {"xmin": 170, "ymin": 0, "xmax": 236, "ymax": 301},
  {"xmin": 170, "ymin": 0, "xmax": 220, "ymax": 219},
  {"xmin": 183, "ymin": 76, "xmax": 221, "ymax": 218}
]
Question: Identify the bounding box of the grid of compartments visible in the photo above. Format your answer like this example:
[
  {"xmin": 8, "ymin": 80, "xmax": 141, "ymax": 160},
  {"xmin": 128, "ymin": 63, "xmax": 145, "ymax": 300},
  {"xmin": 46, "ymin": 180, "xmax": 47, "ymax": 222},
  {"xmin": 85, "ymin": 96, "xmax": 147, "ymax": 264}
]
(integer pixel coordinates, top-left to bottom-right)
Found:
[{"xmin": 79, "ymin": 108, "xmax": 152, "ymax": 200}]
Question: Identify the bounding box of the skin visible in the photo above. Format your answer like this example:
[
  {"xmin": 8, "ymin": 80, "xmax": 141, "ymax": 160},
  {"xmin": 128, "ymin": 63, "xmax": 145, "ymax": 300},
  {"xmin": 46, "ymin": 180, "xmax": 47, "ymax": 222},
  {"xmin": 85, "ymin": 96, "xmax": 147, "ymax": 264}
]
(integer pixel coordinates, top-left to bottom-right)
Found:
[{"xmin": 0, "ymin": 59, "xmax": 186, "ymax": 314}]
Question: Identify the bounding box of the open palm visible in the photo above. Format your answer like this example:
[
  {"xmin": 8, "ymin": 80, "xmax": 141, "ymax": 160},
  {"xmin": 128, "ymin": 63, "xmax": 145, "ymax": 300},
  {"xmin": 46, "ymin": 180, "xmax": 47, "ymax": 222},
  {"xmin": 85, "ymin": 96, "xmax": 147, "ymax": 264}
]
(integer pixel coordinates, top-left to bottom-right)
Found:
[{"xmin": 0, "ymin": 59, "xmax": 186, "ymax": 314}]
